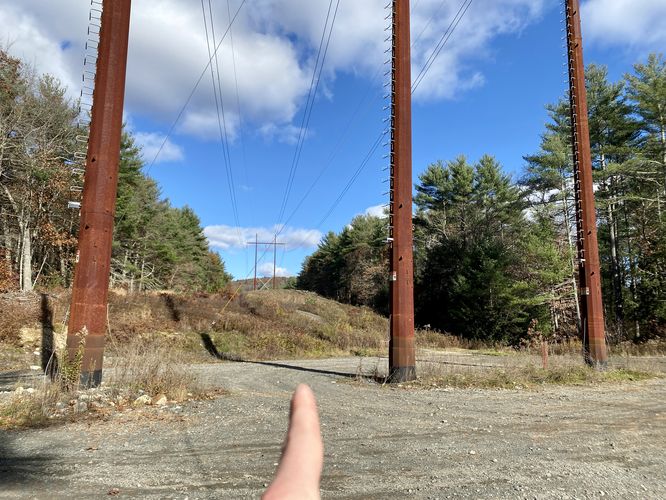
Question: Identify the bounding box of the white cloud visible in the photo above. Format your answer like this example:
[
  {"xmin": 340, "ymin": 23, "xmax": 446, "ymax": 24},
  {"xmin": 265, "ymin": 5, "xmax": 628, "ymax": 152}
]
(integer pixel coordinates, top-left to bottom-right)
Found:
[
  {"xmin": 1, "ymin": 0, "xmax": 547, "ymax": 138},
  {"xmin": 364, "ymin": 204, "xmax": 388, "ymax": 218},
  {"xmin": 204, "ymin": 224, "xmax": 322, "ymax": 250},
  {"xmin": 581, "ymin": 0, "xmax": 666, "ymax": 50},
  {"xmin": 259, "ymin": 123, "xmax": 311, "ymax": 145},
  {"xmin": 258, "ymin": 262, "xmax": 290, "ymax": 278},
  {"xmin": 134, "ymin": 132, "xmax": 184, "ymax": 163}
]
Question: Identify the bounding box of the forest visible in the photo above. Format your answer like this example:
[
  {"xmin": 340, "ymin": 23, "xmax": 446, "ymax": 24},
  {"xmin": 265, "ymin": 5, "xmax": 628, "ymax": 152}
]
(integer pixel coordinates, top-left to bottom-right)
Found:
[
  {"xmin": 1, "ymin": 46, "xmax": 664, "ymax": 345},
  {"xmin": 298, "ymin": 54, "xmax": 666, "ymax": 345},
  {"xmin": 0, "ymin": 49, "xmax": 231, "ymax": 294}
]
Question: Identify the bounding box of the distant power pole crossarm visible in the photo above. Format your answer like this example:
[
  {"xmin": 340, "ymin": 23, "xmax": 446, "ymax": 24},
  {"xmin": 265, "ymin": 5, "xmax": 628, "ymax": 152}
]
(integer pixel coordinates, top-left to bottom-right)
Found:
[
  {"xmin": 247, "ymin": 237, "xmax": 286, "ymax": 290},
  {"xmin": 388, "ymin": 0, "xmax": 416, "ymax": 382},
  {"xmin": 67, "ymin": 0, "xmax": 132, "ymax": 387},
  {"xmin": 564, "ymin": 0, "xmax": 608, "ymax": 368}
]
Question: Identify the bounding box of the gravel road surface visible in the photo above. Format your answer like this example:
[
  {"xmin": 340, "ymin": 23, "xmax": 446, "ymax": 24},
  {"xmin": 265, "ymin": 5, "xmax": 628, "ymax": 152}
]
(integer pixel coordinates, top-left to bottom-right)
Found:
[{"xmin": 1, "ymin": 356, "xmax": 665, "ymax": 499}]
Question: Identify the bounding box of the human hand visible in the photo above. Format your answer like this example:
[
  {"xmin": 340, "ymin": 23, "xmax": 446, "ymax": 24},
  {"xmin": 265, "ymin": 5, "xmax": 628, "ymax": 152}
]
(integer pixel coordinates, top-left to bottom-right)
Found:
[{"xmin": 262, "ymin": 384, "xmax": 324, "ymax": 500}]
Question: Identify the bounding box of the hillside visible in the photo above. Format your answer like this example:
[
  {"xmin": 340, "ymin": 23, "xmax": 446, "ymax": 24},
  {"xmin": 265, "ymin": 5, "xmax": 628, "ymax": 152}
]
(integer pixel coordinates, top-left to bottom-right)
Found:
[{"xmin": 0, "ymin": 289, "xmax": 389, "ymax": 372}]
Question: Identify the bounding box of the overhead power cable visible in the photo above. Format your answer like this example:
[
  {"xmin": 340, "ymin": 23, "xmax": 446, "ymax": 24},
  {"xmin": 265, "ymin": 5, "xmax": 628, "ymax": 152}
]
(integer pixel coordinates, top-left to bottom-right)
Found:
[
  {"xmin": 145, "ymin": 0, "xmax": 247, "ymax": 174},
  {"xmin": 412, "ymin": 0, "xmax": 474, "ymax": 94},
  {"xmin": 411, "ymin": 0, "xmax": 448, "ymax": 49},
  {"xmin": 226, "ymin": 0, "xmax": 249, "ymax": 189},
  {"xmin": 280, "ymin": 68, "xmax": 384, "ymax": 231},
  {"xmin": 316, "ymin": 132, "xmax": 384, "ymax": 228},
  {"xmin": 306, "ymin": 0, "xmax": 475, "ymax": 232},
  {"xmin": 275, "ymin": 0, "xmax": 341, "ymax": 226},
  {"xmin": 201, "ymin": 0, "xmax": 242, "ymax": 244}
]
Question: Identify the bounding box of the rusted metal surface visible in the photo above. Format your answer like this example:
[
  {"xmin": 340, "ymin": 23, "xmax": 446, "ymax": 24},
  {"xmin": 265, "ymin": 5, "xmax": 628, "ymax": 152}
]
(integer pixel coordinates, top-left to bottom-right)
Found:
[
  {"xmin": 564, "ymin": 0, "xmax": 608, "ymax": 368},
  {"xmin": 67, "ymin": 0, "xmax": 132, "ymax": 387},
  {"xmin": 388, "ymin": 0, "xmax": 416, "ymax": 382}
]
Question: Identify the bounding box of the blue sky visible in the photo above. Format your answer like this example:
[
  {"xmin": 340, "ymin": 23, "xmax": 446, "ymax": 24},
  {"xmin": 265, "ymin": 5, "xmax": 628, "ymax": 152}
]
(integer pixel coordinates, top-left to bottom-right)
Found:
[{"xmin": 1, "ymin": 0, "xmax": 664, "ymax": 279}]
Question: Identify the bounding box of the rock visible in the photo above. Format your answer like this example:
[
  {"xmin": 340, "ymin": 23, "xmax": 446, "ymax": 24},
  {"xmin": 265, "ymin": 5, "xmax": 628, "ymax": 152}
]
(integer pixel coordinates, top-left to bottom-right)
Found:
[
  {"xmin": 76, "ymin": 401, "xmax": 88, "ymax": 413},
  {"xmin": 469, "ymin": 450, "xmax": 476, "ymax": 455},
  {"xmin": 30, "ymin": 365, "xmax": 41, "ymax": 371},
  {"xmin": 153, "ymin": 394, "xmax": 168, "ymax": 406},
  {"xmin": 25, "ymin": 387, "xmax": 35, "ymax": 394},
  {"xmin": 133, "ymin": 395, "xmax": 151, "ymax": 406}
]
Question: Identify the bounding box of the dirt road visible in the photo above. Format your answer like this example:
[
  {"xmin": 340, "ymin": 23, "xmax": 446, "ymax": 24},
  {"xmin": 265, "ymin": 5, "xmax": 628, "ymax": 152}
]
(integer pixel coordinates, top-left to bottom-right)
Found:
[{"xmin": 1, "ymin": 357, "xmax": 665, "ymax": 499}]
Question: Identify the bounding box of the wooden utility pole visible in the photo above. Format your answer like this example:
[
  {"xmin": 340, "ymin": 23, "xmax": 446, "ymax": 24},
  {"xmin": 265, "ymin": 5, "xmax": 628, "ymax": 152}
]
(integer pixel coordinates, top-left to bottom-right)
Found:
[
  {"xmin": 248, "ymin": 236, "xmax": 285, "ymax": 290},
  {"xmin": 67, "ymin": 0, "xmax": 132, "ymax": 387},
  {"xmin": 254, "ymin": 233, "xmax": 258, "ymax": 291},
  {"xmin": 564, "ymin": 0, "xmax": 608, "ymax": 368},
  {"xmin": 388, "ymin": 0, "xmax": 416, "ymax": 382}
]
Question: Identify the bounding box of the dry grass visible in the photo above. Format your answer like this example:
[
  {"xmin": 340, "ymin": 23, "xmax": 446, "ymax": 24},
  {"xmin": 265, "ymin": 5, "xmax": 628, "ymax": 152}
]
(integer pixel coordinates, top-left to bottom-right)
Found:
[
  {"xmin": 1, "ymin": 336, "xmax": 206, "ymax": 430},
  {"xmin": 411, "ymin": 348, "xmax": 661, "ymax": 390},
  {"xmin": 415, "ymin": 364, "xmax": 656, "ymax": 390},
  {"xmin": 195, "ymin": 290, "xmax": 388, "ymax": 360},
  {"xmin": 106, "ymin": 336, "xmax": 204, "ymax": 401},
  {"xmin": 0, "ymin": 385, "xmax": 61, "ymax": 429}
]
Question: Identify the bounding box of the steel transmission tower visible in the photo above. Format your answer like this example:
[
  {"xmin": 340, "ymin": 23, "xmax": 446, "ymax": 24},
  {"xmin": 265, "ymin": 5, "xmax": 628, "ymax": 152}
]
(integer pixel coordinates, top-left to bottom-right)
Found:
[
  {"xmin": 564, "ymin": 0, "xmax": 608, "ymax": 368},
  {"xmin": 388, "ymin": 0, "xmax": 416, "ymax": 382},
  {"xmin": 67, "ymin": 0, "xmax": 132, "ymax": 387}
]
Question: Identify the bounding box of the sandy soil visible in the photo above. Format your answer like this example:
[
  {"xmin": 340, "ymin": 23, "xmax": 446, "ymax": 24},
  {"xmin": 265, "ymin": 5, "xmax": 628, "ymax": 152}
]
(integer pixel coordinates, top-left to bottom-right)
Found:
[{"xmin": 1, "ymin": 356, "xmax": 665, "ymax": 499}]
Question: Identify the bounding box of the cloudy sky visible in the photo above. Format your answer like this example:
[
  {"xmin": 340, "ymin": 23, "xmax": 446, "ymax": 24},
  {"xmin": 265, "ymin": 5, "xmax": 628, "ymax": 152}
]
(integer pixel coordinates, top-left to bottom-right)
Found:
[{"xmin": 1, "ymin": 0, "xmax": 664, "ymax": 278}]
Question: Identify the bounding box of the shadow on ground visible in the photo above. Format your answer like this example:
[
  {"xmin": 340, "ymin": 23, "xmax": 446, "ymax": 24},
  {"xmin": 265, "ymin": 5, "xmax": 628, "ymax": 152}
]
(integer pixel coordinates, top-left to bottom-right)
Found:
[
  {"xmin": 0, "ymin": 434, "xmax": 56, "ymax": 487},
  {"xmin": 199, "ymin": 333, "xmax": 381, "ymax": 381}
]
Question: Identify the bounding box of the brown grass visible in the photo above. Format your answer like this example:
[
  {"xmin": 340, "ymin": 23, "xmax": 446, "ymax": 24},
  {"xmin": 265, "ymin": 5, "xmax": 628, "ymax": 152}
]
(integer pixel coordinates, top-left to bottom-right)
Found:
[
  {"xmin": 106, "ymin": 336, "xmax": 204, "ymax": 401},
  {"xmin": 410, "ymin": 348, "xmax": 661, "ymax": 390},
  {"xmin": 414, "ymin": 363, "xmax": 656, "ymax": 389},
  {"xmin": 0, "ymin": 335, "xmax": 206, "ymax": 430},
  {"xmin": 0, "ymin": 385, "xmax": 61, "ymax": 430}
]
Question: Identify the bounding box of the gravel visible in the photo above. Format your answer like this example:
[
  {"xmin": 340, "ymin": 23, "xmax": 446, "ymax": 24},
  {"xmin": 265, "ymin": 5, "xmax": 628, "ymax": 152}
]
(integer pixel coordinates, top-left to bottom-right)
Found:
[{"xmin": 1, "ymin": 356, "xmax": 665, "ymax": 499}]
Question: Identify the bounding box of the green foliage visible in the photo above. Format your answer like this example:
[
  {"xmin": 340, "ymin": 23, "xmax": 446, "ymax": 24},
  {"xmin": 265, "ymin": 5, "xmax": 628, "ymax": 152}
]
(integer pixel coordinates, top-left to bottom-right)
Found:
[
  {"xmin": 297, "ymin": 215, "xmax": 388, "ymax": 311},
  {"xmin": 0, "ymin": 48, "xmax": 231, "ymax": 294},
  {"xmin": 523, "ymin": 53, "xmax": 666, "ymax": 341},
  {"xmin": 111, "ymin": 129, "xmax": 231, "ymax": 292},
  {"xmin": 414, "ymin": 155, "xmax": 563, "ymax": 343},
  {"xmin": 298, "ymin": 53, "xmax": 666, "ymax": 346}
]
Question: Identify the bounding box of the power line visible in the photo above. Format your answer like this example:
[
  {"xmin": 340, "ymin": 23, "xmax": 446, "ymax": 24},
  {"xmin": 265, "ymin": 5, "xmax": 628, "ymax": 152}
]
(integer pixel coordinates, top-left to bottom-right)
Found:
[
  {"xmin": 411, "ymin": 0, "xmax": 448, "ymax": 49},
  {"xmin": 307, "ymin": 1, "xmax": 475, "ymax": 232},
  {"xmin": 316, "ymin": 132, "xmax": 385, "ymax": 228},
  {"xmin": 276, "ymin": 0, "xmax": 341, "ymax": 226},
  {"xmin": 201, "ymin": 0, "xmax": 242, "ymax": 244},
  {"xmin": 412, "ymin": 0, "xmax": 474, "ymax": 94},
  {"xmin": 144, "ymin": 0, "xmax": 247, "ymax": 174},
  {"xmin": 280, "ymin": 69, "xmax": 384, "ymax": 230},
  {"xmin": 226, "ymin": 0, "xmax": 250, "ymax": 190}
]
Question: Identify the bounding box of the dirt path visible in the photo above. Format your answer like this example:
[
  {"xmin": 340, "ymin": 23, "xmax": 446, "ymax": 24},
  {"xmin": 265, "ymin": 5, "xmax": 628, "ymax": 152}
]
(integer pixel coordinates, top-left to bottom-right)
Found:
[{"xmin": 1, "ymin": 357, "xmax": 665, "ymax": 499}]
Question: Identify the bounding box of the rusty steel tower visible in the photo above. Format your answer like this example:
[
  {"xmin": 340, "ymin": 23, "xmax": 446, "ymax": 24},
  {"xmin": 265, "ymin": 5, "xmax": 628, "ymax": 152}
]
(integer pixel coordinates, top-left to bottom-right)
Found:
[
  {"xmin": 564, "ymin": 0, "xmax": 608, "ymax": 368},
  {"xmin": 67, "ymin": 0, "xmax": 132, "ymax": 387},
  {"xmin": 388, "ymin": 0, "xmax": 416, "ymax": 382}
]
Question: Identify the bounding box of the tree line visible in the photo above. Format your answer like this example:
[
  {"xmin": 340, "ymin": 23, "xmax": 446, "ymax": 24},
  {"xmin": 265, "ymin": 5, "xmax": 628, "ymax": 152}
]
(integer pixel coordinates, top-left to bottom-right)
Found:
[
  {"xmin": 0, "ymin": 49, "xmax": 230, "ymax": 293},
  {"xmin": 298, "ymin": 53, "xmax": 666, "ymax": 344}
]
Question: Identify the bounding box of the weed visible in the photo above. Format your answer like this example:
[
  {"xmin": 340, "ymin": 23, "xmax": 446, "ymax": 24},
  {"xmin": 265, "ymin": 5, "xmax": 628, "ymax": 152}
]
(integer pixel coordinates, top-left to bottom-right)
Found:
[
  {"xmin": 106, "ymin": 336, "xmax": 203, "ymax": 401},
  {"xmin": 415, "ymin": 359, "xmax": 658, "ymax": 390},
  {"xmin": 58, "ymin": 328, "xmax": 86, "ymax": 391}
]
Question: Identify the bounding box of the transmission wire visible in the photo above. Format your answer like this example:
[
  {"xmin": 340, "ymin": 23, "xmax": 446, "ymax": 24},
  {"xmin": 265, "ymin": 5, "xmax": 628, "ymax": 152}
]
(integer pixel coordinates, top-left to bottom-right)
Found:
[
  {"xmin": 275, "ymin": 0, "xmax": 341, "ymax": 226},
  {"xmin": 412, "ymin": 0, "xmax": 474, "ymax": 94},
  {"xmin": 307, "ymin": 0, "xmax": 475, "ymax": 231},
  {"xmin": 145, "ymin": 0, "xmax": 247, "ymax": 174},
  {"xmin": 201, "ymin": 0, "xmax": 243, "ymax": 250}
]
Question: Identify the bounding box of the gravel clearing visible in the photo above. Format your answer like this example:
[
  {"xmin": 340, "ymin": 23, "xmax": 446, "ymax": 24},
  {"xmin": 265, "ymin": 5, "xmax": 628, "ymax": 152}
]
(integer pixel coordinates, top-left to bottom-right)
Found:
[{"xmin": 1, "ymin": 357, "xmax": 665, "ymax": 499}]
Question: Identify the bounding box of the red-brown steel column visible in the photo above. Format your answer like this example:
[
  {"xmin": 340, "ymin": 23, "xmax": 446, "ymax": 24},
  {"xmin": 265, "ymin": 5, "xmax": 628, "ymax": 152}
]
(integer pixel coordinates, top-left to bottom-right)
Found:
[
  {"xmin": 388, "ymin": 0, "xmax": 416, "ymax": 382},
  {"xmin": 564, "ymin": 0, "xmax": 608, "ymax": 368},
  {"xmin": 67, "ymin": 0, "xmax": 132, "ymax": 387}
]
